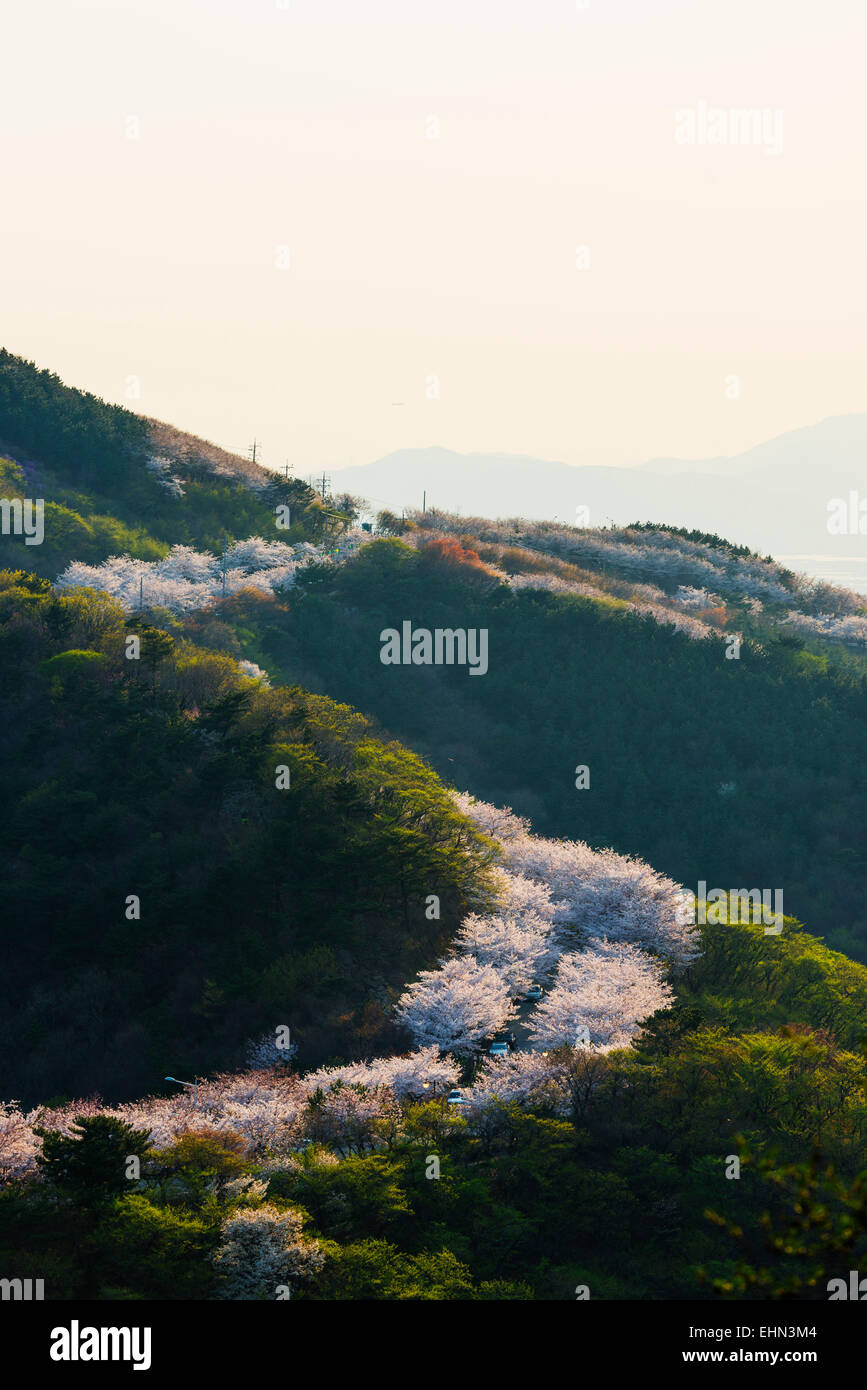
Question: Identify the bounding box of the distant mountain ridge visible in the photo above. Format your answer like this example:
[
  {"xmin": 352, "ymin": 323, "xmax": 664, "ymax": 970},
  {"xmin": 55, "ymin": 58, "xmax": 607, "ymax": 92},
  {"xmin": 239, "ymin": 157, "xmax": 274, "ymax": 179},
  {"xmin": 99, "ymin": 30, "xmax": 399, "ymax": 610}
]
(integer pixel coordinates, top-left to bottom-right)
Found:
[{"xmin": 330, "ymin": 415, "xmax": 867, "ymax": 555}]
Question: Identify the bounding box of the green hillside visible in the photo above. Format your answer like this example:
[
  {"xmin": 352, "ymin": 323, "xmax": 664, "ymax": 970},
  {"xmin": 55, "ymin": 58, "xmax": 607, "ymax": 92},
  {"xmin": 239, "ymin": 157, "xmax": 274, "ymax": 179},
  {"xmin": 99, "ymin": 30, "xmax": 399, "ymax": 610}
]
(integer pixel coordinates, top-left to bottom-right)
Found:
[
  {"xmin": 0, "ymin": 350, "xmax": 333, "ymax": 575},
  {"xmin": 189, "ymin": 536, "xmax": 867, "ymax": 960},
  {"xmin": 3, "ymin": 914, "xmax": 867, "ymax": 1301},
  {"xmin": 0, "ymin": 570, "xmax": 494, "ymax": 1104},
  {"xmin": 3, "ymin": 355, "xmax": 867, "ymax": 1304}
]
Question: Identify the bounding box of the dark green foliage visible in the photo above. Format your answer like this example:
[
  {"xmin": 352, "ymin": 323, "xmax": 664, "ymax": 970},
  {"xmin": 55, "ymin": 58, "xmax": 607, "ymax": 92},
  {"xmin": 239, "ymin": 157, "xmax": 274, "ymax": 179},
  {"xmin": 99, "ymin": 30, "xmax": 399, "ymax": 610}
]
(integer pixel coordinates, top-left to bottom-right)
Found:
[
  {"xmin": 701, "ymin": 1144, "xmax": 867, "ymax": 1299},
  {"xmin": 218, "ymin": 538, "xmax": 867, "ymax": 957},
  {"xmin": 35, "ymin": 1115, "xmax": 152, "ymax": 1206},
  {"xmin": 0, "ymin": 571, "xmax": 495, "ymax": 1104},
  {"xmin": 0, "ymin": 349, "xmax": 148, "ymax": 487}
]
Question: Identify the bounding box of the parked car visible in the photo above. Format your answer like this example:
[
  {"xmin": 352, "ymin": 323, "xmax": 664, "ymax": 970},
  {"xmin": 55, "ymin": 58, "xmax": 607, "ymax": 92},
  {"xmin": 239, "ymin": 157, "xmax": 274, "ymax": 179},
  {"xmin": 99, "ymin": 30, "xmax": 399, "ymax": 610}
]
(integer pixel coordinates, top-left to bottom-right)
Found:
[
  {"xmin": 446, "ymin": 1089, "xmax": 466, "ymax": 1105},
  {"xmin": 488, "ymin": 1041, "xmax": 510, "ymax": 1058},
  {"xmin": 524, "ymin": 984, "xmax": 544, "ymax": 1001}
]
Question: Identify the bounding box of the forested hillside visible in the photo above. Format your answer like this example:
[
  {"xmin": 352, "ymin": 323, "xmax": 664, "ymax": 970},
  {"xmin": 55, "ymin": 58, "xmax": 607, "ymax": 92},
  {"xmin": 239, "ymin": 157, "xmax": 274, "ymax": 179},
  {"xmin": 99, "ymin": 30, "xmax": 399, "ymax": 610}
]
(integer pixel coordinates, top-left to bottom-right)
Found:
[
  {"xmin": 0, "ymin": 350, "xmax": 338, "ymax": 577},
  {"xmin": 182, "ymin": 535, "xmax": 867, "ymax": 960},
  {"xmin": 0, "ymin": 570, "xmax": 495, "ymax": 1104},
  {"xmin": 3, "ymin": 908, "xmax": 867, "ymax": 1301},
  {"xmin": 3, "ymin": 355, "xmax": 867, "ymax": 1304}
]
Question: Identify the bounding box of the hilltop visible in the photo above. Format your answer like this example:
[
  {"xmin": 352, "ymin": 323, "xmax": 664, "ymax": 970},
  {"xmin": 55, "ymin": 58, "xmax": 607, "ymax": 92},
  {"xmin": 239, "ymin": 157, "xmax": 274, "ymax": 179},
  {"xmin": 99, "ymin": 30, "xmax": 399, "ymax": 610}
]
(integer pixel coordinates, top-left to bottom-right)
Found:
[
  {"xmin": 0, "ymin": 349, "xmax": 332, "ymax": 578},
  {"xmin": 2, "ymin": 354, "xmax": 867, "ymax": 1302},
  {"xmin": 329, "ymin": 415, "xmax": 867, "ymax": 555},
  {"xmin": 190, "ymin": 524, "xmax": 867, "ymax": 959}
]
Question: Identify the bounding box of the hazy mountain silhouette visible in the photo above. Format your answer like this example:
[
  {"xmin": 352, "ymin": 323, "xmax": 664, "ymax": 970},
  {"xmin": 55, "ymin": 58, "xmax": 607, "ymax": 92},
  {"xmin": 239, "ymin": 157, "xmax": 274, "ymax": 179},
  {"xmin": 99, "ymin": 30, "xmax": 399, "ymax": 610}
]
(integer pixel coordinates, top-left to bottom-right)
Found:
[{"xmin": 330, "ymin": 415, "xmax": 867, "ymax": 554}]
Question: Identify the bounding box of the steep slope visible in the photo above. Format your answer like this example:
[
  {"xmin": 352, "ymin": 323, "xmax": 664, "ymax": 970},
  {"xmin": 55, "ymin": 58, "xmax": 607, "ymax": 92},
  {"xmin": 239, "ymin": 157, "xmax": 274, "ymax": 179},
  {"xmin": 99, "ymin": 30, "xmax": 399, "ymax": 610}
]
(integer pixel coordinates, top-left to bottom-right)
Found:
[
  {"xmin": 0, "ymin": 570, "xmax": 495, "ymax": 1105},
  {"xmin": 0, "ymin": 349, "xmax": 330, "ymax": 578},
  {"xmin": 191, "ymin": 533, "xmax": 867, "ymax": 959},
  {"xmin": 2, "ymin": 357, "xmax": 867, "ymax": 1303},
  {"xmin": 4, "ymin": 900, "xmax": 867, "ymax": 1300}
]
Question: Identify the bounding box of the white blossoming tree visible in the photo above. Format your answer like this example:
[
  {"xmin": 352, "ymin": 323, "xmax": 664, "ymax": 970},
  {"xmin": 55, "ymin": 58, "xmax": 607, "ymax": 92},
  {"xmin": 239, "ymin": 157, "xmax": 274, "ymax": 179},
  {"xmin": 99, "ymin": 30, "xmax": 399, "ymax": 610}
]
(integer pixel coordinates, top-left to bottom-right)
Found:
[
  {"xmin": 0, "ymin": 1102, "xmax": 43, "ymax": 1183},
  {"xmin": 395, "ymin": 956, "xmax": 517, "ymax": 1054},
  {"xmin": 453, "ymin": 794, "xmax": 698, "ymax": 969},
  {"xmin": 56, "ymin": 539, "xmax": 312, "ymax": 615},
  {"xmin": 454, "ymin": 913, "xmax": 558, "ymax": 994},
  {"xmin": 466, "ymin": 1050, "xmax": 568, "ymax": 1113},
  {"xmin": 527, "ymin": 940, "xmax": 674, "ymax": 1051},
  {"xmin": 302, "ymin": 1046, "xmax": 460, "ymax": 1101},
  {"xmin": 213, "ymin": 1203, "xmax": 324, "ymax": 1300}
]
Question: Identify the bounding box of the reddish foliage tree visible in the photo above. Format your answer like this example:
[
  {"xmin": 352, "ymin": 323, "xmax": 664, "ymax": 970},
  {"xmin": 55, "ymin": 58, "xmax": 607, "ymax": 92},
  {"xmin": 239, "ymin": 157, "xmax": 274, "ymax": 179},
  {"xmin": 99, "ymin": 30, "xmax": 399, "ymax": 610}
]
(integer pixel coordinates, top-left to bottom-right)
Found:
[{"xmin": 419, "ymin": 537, "xmax": 500, "ymax": 583}]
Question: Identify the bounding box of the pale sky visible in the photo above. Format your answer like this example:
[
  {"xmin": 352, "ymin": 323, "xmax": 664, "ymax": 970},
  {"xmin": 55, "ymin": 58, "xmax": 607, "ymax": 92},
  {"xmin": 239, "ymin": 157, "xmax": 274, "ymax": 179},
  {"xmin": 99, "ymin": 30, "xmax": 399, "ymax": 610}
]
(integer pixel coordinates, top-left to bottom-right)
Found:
[{"xmin": 1, "ymin": 0, "xmax": 865, "ymax": 474}]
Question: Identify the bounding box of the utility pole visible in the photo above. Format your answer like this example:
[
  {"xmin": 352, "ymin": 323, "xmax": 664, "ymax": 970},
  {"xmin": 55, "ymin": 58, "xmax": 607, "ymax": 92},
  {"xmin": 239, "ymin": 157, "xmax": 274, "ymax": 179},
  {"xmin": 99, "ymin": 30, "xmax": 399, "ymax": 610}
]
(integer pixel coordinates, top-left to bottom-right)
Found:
[
  {"xmin": 318, "ymin": 473, "xmax": 331, "ymax": 551},
  {"xmin": 248, "ymin": 439, "xmax": 260, "ymax": 466},
  {"xmin": 422, "ymin": 490, "xmax": 426, "ymax": 514}
]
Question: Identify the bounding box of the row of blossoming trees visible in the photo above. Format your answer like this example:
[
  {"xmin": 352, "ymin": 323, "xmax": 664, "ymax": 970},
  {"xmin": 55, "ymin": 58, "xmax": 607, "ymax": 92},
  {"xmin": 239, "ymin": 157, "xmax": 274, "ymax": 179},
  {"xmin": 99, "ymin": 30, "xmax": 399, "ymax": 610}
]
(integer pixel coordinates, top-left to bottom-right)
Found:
[
  {"xmin": 396, "ymin": 794, "xmax": 696, "ymax": 1053},
  {"xmin": 57, "ymin": 513, "xmax": 867, "ymax": 649},
  {"xmin": 55, "ymin": 537, "xmax": 317, "ymax": 614},
  {"xmin": 0, "ymin": 794, "xmax": 698, "ymax": 1187},
  {"xmin": 408, "ymin": 510, "xmax": 867, "ymax": 644},
  {"xmin": 55, "ymin": 533, "xmax": 371, "ymax": 615}
]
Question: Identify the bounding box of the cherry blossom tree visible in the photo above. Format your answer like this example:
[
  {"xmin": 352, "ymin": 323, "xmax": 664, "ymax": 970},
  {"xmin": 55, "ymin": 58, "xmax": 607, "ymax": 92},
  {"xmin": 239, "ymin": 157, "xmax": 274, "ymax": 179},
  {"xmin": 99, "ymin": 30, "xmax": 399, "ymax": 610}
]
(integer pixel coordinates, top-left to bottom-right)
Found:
[
  {"xmin": 56, "ymin": 541, "xmax": 312, "ymax": 615},
  {"xmin": 223, "ymin": 537, "xmax": 296, "ymax": 570},
  {"xmin": 454, "ymin": 913, "xmax": 558, "ymax": 994},
  {"xmin": 395, "ymin": 956, "xmax": 517, "ymax": 1054},
  {"xmin": 145, "ymin": 455, "xmax": 185, "ymax": 496},
  {"xmin": 454, "ymin": 794, "xmax": 698, "ymax": 969},
  {"xmin": 302, "ymin": 1082, "xmax": 402, "ymax": 1155},
  {"xmin": 237, "ymin": 661, "xmax": 271, "ymax": 686},
  {"xmin": 213, "ymin": 1203, "xmax": 324, "ymax": 1299},
  {"xmin": 0, "ymin": 1102, "xmax": 43, "ymax": 1182},
  {"xmin": 465, "ymin": 1051, "xmax": 568, "ymax": 1114},
  {"xmin": 452, "ymin": 795, "xmax": 530, "ymax": 845},
  {"xmin": 302, "ymin": 1046, "xmax": 459, "ymax": 1101},
  {"xmin": 488, "ymin": 866, "xmax": 561, "ymax": 924},
  {"xmin": 780, "ymin": 609, "xmax": 867, "ymax": 648},
  {"xmin": 527, "ymin": 940, "xmax": 674, "ymax": 1051}
]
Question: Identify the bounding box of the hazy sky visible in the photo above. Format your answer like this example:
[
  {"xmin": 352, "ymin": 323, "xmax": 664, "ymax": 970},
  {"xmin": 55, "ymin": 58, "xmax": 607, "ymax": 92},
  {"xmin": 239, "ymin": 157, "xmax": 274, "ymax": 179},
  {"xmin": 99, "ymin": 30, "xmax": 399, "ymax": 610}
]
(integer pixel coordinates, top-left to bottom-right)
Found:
[{"xmin": 2, "ymin": 0, "xmax": 865, "ymax": 474}]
